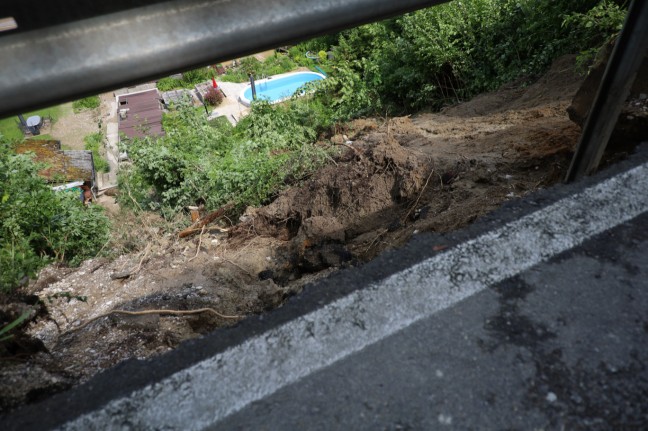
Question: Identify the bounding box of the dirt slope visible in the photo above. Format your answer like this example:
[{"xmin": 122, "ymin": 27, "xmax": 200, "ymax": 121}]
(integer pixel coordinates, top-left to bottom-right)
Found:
[{"xmin": 0, "ymin": 55, "xmax": 586, "ymax": 413}]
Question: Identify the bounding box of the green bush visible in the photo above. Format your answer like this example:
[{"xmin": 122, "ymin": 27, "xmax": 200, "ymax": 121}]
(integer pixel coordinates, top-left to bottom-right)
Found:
[
  {"xmin": 302, "ymin": 0, "xmax": 627, "ymax": 113},
  {"xmin": 121, "ymin": 1, "xmax": 629, "ymax": 222},
  {"xmin": 83, "ymin": 132, "xmax": 110, "ymax": 173},
  {"xmin": 119, "ymin": 98, "xmax": 332, "ymax": 218},
  {"xmin": 72, "ymin": 96, "xmax": 100, "ymax": 112},
  {"xmin": 0, "ymin": 136, "xmax": 110, "ymax": 291},
  {"xmin": 203, "ymin": 87, "xmax": 224, "ymax": 107},
  {"xmin": 220, "ymin": 55, "xmax": 301, "ymax": 83},
  {"xmin": 157, "ymin": 77, "xmax": 182, "ymax": 91},
  {"xmin": 157, "ymin": 67, "xmax": 216, "ymax": 91}
]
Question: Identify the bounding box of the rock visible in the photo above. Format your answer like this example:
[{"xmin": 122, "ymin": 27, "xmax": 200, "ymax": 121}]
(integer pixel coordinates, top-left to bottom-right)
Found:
[{"xmin": 110, "ymin": 271, "xmax": 131, "ymax": 280}]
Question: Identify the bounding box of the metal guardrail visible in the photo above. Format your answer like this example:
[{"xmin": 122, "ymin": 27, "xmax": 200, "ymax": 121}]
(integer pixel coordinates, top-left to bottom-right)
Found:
[
  {"xmin": 566, "ymin": 0, "xmax": 648, "ymax": 181},
  {"xmin": 0, "ymin": 0, "xmax": 448, "ymax": 118}
]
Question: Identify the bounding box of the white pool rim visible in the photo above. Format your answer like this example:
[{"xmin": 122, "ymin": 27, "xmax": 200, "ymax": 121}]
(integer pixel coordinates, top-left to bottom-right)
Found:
[{"xmin": 238, "ymin": 71, "xmax": 326, "ymax": 107}]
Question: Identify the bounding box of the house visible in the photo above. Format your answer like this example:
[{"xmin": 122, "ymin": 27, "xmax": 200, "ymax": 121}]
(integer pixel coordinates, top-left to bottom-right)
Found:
[
  {"xmin": 116, "ymin": 89, "xmax": 165, "ymax": 139},
  {"xmin": 15, "ymin": 140, "xmax": 96, "ymax": 202}
]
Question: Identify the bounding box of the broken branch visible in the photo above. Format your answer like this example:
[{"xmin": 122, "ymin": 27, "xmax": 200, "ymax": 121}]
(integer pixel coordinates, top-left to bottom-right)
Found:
[{"xmin": 178, "ymin": 202, "xmax": 234, "ymax": 239}]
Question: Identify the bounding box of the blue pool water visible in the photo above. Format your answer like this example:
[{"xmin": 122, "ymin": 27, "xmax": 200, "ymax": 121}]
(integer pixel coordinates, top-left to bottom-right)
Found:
[{"xmin": 239, "ymin": 72, "xmax": 325, "ymax": 106}]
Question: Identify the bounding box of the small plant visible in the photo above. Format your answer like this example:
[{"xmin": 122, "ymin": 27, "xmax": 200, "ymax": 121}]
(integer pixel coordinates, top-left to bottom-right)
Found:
[
  {"xmin": 47, "ymin": 291, "xmax": 88, "ymax": 303},
  {"xmin": 72, "ymin": 96, "xmax": 100, "ymax": 113},
  {"xmin": 203, "ymin": 87, "xmax": 224, "ymax": 107},
  {"xmin": 318, "ymin": 50, "xmax": 328, "ymax": 62},
  {"xmin": 0, "ymin": 309, "xmax": 31, "ymax": 342}
]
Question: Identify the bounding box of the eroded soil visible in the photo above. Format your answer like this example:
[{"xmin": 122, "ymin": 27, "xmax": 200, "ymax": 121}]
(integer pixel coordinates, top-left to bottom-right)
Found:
[{"xmin": 1, "ymin": 55, "xmax": 591, "ymax": 412}]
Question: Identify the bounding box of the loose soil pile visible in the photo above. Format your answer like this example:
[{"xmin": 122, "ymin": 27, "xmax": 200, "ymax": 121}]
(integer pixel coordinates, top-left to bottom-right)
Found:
[{"xmin": 0, "ymin": 55, "xmax": 596, "ymax": 413}]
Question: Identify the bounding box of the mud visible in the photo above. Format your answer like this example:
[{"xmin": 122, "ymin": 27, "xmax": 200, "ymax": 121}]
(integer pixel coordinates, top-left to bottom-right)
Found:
[{"xmin": 0, "ymin": 55, "xmax": 599, "ymax": 413}]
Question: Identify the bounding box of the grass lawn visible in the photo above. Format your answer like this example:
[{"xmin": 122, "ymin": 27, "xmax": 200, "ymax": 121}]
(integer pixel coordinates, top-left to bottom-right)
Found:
[
  {"xmin": 208, "ymin": 115, "xmax": 233, "ymax": 129},
  {"xmin": 27, "ymin": 133, "xmax": 55, "ymax": 141},
  {"xmin": 0, "ymin": 105, "xmax": 65, "ymax": 142}
]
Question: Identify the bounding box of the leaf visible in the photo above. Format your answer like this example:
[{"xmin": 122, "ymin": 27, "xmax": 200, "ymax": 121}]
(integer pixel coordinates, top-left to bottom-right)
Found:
[{"xmin": 0, "ymin": 309, "xmax": 31, "ymax": 339}]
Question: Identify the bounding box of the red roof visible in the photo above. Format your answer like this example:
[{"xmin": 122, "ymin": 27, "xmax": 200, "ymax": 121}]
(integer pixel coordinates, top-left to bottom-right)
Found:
[{"xmin": 117, "ymin": 89, "xmax": 165, "ymax": 139}]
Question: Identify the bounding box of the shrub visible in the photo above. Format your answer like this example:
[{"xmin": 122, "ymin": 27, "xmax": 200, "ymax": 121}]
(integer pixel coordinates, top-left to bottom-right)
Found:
[
  {"xmin": 181, "ymin": 67, "xmax": 214, "ymax": 85},
  {"xmin": 0, "ymin": 136, "xmax": 110, "ymax": 291},
  {"xmin": 83, "ymin": 132, "xmax": 110, "ymax": 173},
  {"xmin": 72, "ymin": 96, "xmax": 100, "ymax": 113},
  {"xmin": 119, "ymin": 98, "xmax": 332, "ymax": 217},
  {"xmin": 157, "ymin": 68, "xmax": 215, "ymax": 91},
  {"xmin": 203, "ymin": 87, "xmax": 224, "ymax": 107},
  {"xmin": 157, "ymin": 77, "xmax": 182, "ymax": 91},
  {"xmin": 318, "ymin": 51, "xmax": 328, "ymax": 62},
  {"xmin": 302, "ymin": 0, "xmax": 628, "ymax": 113},
  {"xmin": 220, "ymin": 54, "xmax": 301, "ymax": 83}
]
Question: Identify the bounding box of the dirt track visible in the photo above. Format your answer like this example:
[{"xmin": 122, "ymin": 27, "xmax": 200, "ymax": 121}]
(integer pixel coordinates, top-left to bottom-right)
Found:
[{"xmin": 0, "ymin": 55, "xmax": 588, "ymax": 412}]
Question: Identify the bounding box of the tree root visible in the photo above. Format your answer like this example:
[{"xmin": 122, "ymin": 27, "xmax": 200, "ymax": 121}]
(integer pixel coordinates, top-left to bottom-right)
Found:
[{"xmin": 65, "ymin": 308, "xmax": 241, "ymax": 334}]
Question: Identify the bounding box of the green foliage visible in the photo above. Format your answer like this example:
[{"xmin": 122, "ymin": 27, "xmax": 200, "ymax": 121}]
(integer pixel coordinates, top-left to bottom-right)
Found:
[
  {"xmin": 157, "ymin": 67, "xmax": 216, "ymax": 91},
  {"xmin": 220, "ymin": 55, "xmax": 301, "ymax": 83},
  {"xmin": 83, "ymin": 132, "xmax": 110, "ymax": 173},
  {"xmin": 0, "ymin": 136, "xmax": 110, "ymax": 291},
  {"xmin": 287, "ymin": 46, "xmax": 318, "ymax": 68},
  {"xmin": 156, "ymin": 77, "xmax": 181, "ymax": 92},
  {"xmin": 0, "ymin": 309, "xmax": 31, "ymax": 342},
  {"xmin": 562, "ymin": 0, "xmax": 628, "ymax": 69},
  {"xmin": 305, "ymin": 0, "xmax": 627, "ymax": 113},
  {"xmin": 318, "ymin": 51, "xmax": 328, "ymax": 62},
  {"xmin": 120, "ymin": 1, "xmax": 629, "ymax": 225},
  {"xmin": 46, "ymin": 291, "xmax": 88, "ymax": 303},
  {"xmin": 208, "ymin": 116, "xmax": 233, "ymax": 129},
  {"xmin": 118, "ymin": 99, "xmax": 332, "ymax": 218},
  {"xmin": 72, "ymin": 96, "xmax": 100, "ymax": 112},
  {"xmin": 312, "ymin": 59, "xmax": 382, "ymax": 120}
]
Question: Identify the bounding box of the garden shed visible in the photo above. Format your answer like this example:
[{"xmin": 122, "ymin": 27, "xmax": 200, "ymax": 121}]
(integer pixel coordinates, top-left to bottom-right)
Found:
[
  {"xmin": 116, "ymin": 89, "xmax": 165, "ymax": 139},
  {"xmin": 15, "ymin": 140, "xmax": 96, "ymax": 196}
]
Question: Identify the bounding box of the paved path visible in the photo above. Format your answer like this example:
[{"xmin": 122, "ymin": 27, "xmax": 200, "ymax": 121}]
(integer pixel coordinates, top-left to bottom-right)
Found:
[
  {"xmin": 4, "ymin": 145, "xmax": 648, "ymax": 430},
  {"xmin": 96, "ymin": 93, "xmax": 119, "ymax": 190},
  {"xmin": 208, "ymin": 81, "xmax": 249, "ymax": 125}
]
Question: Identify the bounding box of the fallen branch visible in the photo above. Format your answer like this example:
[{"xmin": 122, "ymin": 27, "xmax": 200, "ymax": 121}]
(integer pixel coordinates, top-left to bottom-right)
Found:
[
  {"xmin": 178, "ymin": 203, "xmax": 234, "ymax": 239},
  {"xmin": 180, "ymin": 226, "xmax": 229, "ymax": 237},
  {"xmin": 66, "ymin": 308, "xmax": 242, "ymax": 334}
]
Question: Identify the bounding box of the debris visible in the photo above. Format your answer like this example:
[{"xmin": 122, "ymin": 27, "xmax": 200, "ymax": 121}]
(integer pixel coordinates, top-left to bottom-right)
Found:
[{"xmin": 178, "ymin": 203, "xmax": 234, "ymax": 239}]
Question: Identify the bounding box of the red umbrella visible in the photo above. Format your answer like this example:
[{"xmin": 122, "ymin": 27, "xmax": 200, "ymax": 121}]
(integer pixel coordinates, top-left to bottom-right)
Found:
[{"xmin": 212, "ymin": 77, "xmax": 218, "ymax": 88}]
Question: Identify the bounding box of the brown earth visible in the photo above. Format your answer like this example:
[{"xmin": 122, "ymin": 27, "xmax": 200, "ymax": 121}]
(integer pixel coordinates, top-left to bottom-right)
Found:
[
  {"xmin": 46, "ymin": 103, "xmax": 101, "ymax": 150},
  {"xmin": 0, "ymin": 55, "xmax": 594, "ymax": 413}
]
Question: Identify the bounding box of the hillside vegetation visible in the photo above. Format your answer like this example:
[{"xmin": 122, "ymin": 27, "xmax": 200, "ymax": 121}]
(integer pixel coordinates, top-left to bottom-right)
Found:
[
  {"xmin": 119, "ymin": 0, "xmax": 626, "ymax": 218},
  {"xmin": 0, "ymin": 0, "xmax": 627, "ymax": 292}
]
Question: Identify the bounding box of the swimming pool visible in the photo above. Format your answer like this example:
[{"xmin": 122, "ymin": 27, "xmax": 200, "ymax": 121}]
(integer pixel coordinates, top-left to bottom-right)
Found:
[{"xmin": 239, "ymin": 71, "xmax": 325, "ymax": 106}]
